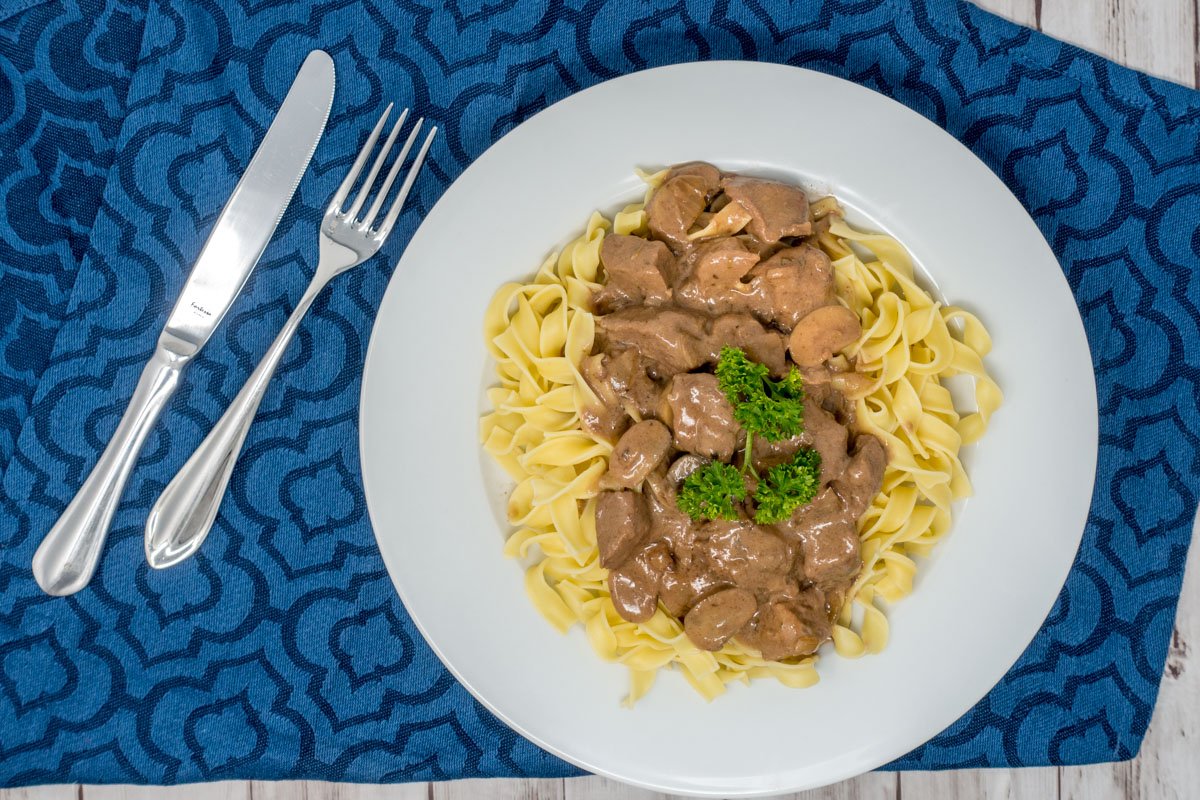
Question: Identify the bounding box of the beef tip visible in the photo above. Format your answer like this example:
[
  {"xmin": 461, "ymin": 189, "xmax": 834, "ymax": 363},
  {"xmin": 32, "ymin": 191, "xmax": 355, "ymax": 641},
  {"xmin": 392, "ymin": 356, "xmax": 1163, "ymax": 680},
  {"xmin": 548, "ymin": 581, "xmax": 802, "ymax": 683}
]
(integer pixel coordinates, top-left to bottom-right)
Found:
[
  {"xmin": 646, "ymin": 162, "xmax": 722, "ymax": 252},
  {"xmin": 593, "ymin": 234, "xmax": 674, "ymax": 313},
  {"xmin": 803, "ymin": 202, "xmax": 841, "ymax": 244},
  {"xmin": 673, "ymin": 238, "xmax": 761, "ymax": 317},
  {"xmin": 688, "ymin": 238, "xmax": 759, "ymax": 287},
  {"xmin": 828, "ymin": 369, "xmax": 877, "ymax": 402},
  {"xmin": 579, "ymin": 355, "xmax": 629, "ymax": 442},
  {"xmin": 800, "ymin": 397, "xmax": 851, "ymax": 486},
  {"xmin": 672, "ymin": 244, "xmax": 834, "ymax": 332},
  {"xmin": 799, "ymin": 520, "xmax": 861, "ymax": 585},
  {"xmin": 709, "ymin": 314, "xmax": 788, "ymax": 376},
  {"xmin": 666, "ymin": 454, "xmax": 712, "ymax": 487},
  {"xmin": 580, "ymin": 350, "xmax": 663, "ymax": 440},
  {"xmin": 603, "ymin": 348, "xmax": 662, "ymax": 419},
  {"xmin": 658, "ymin": 547, "xmax": 724, "ymax": 618},
  {"xmin": 742, "ymin": 246, "xmax": 835, "ymax": 330},
  {"xmin": 658, "ymin": 571, "xmax": 695, "ymax": 618},
  {"xmin": 664, "ymin": 373, "xmax": 740, "ymax": 461},
  {"xmin": 643, "ymin": 465, "xmax": 687, "ymax": 520},
  {"xmin": 643, "ymin": 470, "xmax": 696, "ymax": 563},
  {"xmin": 720, "ymin": 176, "xmax": 812, "ymax": 243},
  {"xmin": 799, "ymin": 362, "xmax": 874, "ymax": 406},
  {"xmin": 799, "ymin": 364, "xmax": 833, "ymax": 386},
  {"xmin": 747, "ymin": 592, "xmax": 829, "ymax": 660},
  {"xmin": 804, "ymin": 380, "xmax": 857, "ymax": 424},
  {"xmin": 596, "ymin": 306, "xmax": 711, "ymax": 376},
  {"xmin": 600, "ymin": 420, "xmax": 673, "ymax": 490},
  {"xmin": 735, "ymin": 234, "xmax": 787, "ymax": 260},
  {"xmin": 703, "ymin": 520, "xmax": 796, "ymax": 594},
  {"xmin": 671, "ymin": 161, "xmax": 723, "ymax": 184},
  {"xmin": 683, "ymin": 587, "xmax": 758, "ymax": 650},
  {"xmin": 788, "ymin": 305, "xmax": 861, "ymax": 367},
  {"xmin": 595, "ymin": 489, "xmax": 651, "ymax": 568},
  {"xmin": 781, "ymin": 486, "xmax": 844, "ymax": 537},
  {"xmin": 598, "ymin": 309, "xmax": 786, "ymax": 379},
  {"xmin": 833, "ymin": 434, "xmax": 887, "ymax": 518},
  {"xmin": 751, "ymin": 433, "xmax": 806, "ymax": 473},
  {"xmin": 607, "ymin": 541, "xmax": 672, "ymax": 622}
]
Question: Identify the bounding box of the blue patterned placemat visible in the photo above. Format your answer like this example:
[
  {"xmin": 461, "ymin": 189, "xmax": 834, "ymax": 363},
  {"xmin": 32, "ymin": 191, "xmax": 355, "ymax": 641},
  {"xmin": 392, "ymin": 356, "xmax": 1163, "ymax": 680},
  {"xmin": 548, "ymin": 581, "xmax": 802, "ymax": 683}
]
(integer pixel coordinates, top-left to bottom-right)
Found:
[{"xmin": 1, "ymin": 0, "xmax": 1198, "ymax": 785}]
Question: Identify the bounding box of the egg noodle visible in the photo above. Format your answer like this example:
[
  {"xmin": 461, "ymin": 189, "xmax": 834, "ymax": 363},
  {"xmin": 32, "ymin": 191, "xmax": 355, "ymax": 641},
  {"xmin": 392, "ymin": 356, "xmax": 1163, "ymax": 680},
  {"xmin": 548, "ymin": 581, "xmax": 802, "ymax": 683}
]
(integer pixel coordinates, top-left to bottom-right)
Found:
[{"xmin": 480, "ymin": 170, "xmax": 1001, "ymax": 703}]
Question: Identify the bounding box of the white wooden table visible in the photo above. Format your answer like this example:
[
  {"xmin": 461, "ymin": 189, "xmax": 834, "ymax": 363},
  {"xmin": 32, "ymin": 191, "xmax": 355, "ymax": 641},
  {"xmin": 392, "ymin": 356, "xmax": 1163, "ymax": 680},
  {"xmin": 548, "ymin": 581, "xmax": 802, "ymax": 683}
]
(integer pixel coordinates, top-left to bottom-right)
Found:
[{"xmin": 6, "ymin": 1, "xmax": 1198, "ymax": 798}]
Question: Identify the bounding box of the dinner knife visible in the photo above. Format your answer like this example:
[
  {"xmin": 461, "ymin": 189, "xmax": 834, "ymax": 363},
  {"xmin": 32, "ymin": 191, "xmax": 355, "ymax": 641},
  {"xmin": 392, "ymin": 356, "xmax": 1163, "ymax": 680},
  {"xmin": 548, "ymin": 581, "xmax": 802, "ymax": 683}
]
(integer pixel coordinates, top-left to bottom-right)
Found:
[{"xmin": 31, "ymin": 50, "xmax": 336, "ymax": 596}]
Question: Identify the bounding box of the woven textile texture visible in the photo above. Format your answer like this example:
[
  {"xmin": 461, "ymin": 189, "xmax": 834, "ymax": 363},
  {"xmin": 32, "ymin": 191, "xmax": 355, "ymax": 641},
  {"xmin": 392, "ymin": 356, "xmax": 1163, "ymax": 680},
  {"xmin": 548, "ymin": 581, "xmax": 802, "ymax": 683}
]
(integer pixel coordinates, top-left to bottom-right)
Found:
[{"xmin": 1, "ymin": 0, "xmax": 1198, "ymax": 784}]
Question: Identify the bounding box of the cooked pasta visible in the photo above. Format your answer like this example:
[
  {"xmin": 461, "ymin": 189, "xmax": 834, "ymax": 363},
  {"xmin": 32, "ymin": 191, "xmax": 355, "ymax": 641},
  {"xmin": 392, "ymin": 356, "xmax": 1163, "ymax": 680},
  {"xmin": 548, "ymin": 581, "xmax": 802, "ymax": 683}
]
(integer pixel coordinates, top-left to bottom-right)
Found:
[{"xmin": 480, "ymin": 169, "xmax": 1000, "ymax": 702}]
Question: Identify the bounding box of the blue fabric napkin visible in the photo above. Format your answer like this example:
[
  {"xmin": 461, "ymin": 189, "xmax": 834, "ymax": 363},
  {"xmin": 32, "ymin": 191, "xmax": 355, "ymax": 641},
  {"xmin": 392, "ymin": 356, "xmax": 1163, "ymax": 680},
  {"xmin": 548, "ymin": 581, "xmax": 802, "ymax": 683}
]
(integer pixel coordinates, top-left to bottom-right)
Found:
[{"xmin": 1, "ymin": 0, "xmax": 1198, "ymax": 785}]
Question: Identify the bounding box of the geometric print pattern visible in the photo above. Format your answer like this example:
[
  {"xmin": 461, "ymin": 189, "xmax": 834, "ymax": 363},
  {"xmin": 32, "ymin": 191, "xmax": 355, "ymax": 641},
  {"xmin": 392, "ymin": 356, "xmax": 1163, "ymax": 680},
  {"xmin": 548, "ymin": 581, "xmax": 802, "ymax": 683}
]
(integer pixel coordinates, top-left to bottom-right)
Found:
[{"xmin": 0, "ymin": 0, "xmax": 1198, "ymax": 784}]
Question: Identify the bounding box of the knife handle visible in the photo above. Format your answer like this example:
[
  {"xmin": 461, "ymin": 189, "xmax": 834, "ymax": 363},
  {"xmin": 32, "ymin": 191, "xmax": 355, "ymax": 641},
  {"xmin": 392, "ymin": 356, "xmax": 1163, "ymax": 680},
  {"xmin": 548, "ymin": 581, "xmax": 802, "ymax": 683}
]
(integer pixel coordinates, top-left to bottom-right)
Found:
[
  {"xmin": 32, "ymin": 333, "xmax": 192, "ymax": 596},
  {"xmin": 144, "ymin": 285, "xmax": 321, "ymax": 569}
]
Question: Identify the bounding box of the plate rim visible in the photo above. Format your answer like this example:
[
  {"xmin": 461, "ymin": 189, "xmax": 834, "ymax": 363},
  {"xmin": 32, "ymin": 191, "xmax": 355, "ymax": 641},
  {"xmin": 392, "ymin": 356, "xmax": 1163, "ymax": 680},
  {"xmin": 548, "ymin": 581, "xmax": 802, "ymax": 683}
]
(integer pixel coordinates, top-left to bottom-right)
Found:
[{"xmin": 359, "ymin": 60, "xmax": 1098, "ymax": 795}]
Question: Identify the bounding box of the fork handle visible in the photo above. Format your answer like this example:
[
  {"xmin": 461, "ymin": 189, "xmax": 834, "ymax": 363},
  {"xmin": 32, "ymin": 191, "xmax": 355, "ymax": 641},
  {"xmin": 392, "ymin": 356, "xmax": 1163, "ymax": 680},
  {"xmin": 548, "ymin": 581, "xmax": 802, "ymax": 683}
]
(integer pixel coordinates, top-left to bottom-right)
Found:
[
  {"xmin": 144, "ymin": 284, "xmax": 322, "ymax": 568},
  {"xmin": 33, "ymin": 334, "xmax": 192, "ymax": 595}
]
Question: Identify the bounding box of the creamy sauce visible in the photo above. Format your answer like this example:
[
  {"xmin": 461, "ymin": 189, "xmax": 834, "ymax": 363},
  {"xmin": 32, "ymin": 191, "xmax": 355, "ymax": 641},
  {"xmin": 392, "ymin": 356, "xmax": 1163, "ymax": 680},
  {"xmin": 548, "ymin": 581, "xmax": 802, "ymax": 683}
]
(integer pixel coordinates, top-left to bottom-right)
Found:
[{"xmin": 586, "ymin": 163, "xmax": 887, "ymax": 661}]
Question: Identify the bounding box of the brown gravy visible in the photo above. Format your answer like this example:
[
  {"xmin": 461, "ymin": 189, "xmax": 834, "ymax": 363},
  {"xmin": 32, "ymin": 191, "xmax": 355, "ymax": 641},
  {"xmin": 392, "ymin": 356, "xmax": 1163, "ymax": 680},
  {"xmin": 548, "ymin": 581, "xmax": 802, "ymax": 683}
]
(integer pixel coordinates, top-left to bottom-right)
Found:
[{"xmin": 584, "ymin": 163, "xmax": 887, "ymax": 661}]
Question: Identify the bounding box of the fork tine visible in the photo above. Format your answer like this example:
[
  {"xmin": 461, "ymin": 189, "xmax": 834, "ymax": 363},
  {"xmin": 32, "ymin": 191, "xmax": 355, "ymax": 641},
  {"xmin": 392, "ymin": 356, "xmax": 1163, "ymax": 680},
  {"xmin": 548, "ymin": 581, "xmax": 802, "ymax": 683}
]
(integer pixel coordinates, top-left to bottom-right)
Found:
[
  {"xmin": 374, "ymin": 126, "xmax": 436, "ymax": 238},
  {"xmin": 346, "ymin": 108, "xmax": 409, "ymax": 222},
  {"xmin": 360, "ymin": 117, "xmax": 424, "ymax": 230},
  {"xmin": 328, "ymin": 104, "xmax": 392, "ymax": 215}
]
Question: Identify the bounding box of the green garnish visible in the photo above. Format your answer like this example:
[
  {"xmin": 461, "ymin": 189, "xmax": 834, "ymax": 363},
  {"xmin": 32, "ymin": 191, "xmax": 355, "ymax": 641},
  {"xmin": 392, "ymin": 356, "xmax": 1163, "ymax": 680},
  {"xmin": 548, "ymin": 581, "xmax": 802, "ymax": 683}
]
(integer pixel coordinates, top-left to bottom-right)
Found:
[
  {"xmin": 714, "ymin": 345, "xmax": 771, "ymax": 406},
  {"xmin": 677, "ymin": 462, "xmax": 747, "ymax": 521},
  {"xmin": 753, "ymin": 449, "xmax": 822, "ymax": 524},
  {"xmin": 675, "ymin": 347, "xmax": 819, "ymax": 524},
  {"xmin": 714, "ymin": 346, "xmax": 806, "ymax": 477}
]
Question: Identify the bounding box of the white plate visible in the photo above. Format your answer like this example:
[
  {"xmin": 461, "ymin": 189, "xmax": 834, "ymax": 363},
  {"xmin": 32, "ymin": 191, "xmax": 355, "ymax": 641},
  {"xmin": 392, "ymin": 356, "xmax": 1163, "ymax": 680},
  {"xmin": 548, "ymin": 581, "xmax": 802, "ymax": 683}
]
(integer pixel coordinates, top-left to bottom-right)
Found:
[{"xmin": 359, "ymin": 62, "xmax": 1097, "ymax": 796}]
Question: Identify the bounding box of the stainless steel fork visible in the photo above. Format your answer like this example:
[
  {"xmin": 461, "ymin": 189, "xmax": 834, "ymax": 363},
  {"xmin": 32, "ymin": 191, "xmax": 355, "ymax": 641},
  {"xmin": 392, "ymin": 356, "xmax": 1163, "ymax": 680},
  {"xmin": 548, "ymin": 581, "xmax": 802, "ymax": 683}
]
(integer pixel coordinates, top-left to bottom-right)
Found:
[{"xmin": 144, "ymin": 105, "xmax": 436, "ymax": 568}]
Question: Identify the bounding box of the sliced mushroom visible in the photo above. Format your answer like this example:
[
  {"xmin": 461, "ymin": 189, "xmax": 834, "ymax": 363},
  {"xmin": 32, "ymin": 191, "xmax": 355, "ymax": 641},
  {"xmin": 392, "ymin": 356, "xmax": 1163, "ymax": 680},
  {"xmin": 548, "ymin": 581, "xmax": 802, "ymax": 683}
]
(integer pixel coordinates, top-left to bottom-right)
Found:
[
  {"xmin": 829, "ymin": 370, "xmax": 878, "ymax": 399},
  {"xmin": 688, "ymin": 199, "xmax": 753, "ymax": 241},
  {"xmin": 749, "ymin": 598, "xmax": 827, "ymax": 660},
  {"xmin": 666, "ymin": 454, "xmax": 711, "ymax": 486},
  {"xmin": 646, "ymin": 163, "xmax": 722, "ymax": 252},
  {"xmin": 787, "ymin": 305, "xmax": 861, "ymax": 366},
  {"xmin": 720, "ymin": 177, "xmax": 812, "ymax": 242},
  {"xmin": 688, "ymin": 238, "xmax": 759, "ymax": 286},
  {"xmin": 607, "ymin": 541, "xmax": 673, "ymax": 622},
  {"xmin": 599, "ymin": 419, "xmax": 673, "ymax": 490},
  {"xmin": 683, "ymin": 587, "xmax": 758, "ymax": 650}
]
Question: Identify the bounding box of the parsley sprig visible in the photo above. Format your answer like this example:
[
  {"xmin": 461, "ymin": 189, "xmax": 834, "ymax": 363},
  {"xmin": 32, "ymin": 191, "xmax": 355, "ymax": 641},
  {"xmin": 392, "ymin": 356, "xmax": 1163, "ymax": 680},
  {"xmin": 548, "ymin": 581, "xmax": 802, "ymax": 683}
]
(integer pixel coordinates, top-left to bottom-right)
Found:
[
  {"xmin": 715, "ymin": 346, "xmax": 806, "ymax": 464},
  {"xmin": 752, "ymin": 448, "xmax": 821, "ymax": 524},
  {"xmin": 675, "ymin": 347, "xmax": 822, "ymax": 524},
  {"xmin": 676, "ymin": 462, "xmax": 746, "ymax": 521}
]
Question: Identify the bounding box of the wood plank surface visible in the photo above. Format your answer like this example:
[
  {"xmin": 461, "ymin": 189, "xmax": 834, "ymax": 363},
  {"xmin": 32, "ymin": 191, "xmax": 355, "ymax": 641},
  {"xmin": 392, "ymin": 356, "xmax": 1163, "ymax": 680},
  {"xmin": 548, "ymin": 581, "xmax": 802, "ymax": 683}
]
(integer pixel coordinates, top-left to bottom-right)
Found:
[
  {"xmin": 0, "ymin": 789, "xmax": 80, "ymax": 800},
  {"xmin": 432, "ymin": 778, "xmax": 565, "ymax": 799},
  {"xmin": 84, "ymin": 784, "xmax": 248, "ymax": 800},
  {"xmin": 1, "ymin": 0, "xmax": 1195, "ymax": 798},
  {"xmin": 1041, "ymin": 0, "xmax": 1197, "ymax": 85},
  {"xmin": 901, "ymin": 768, "xmax": 1059, "ymax": 799},
  {"xmin": 1040, "ymin": 0, "xmax": 1200, "ymax": 796},
  {"xmin": 253, "ymin": 782, "xmax": 427, "ymax": 800},
  {"xmin": 980, "ymin": 0, "xmax": 1038, "ymax": 26},
  {"xmin": 1060, "ymin": 513, "xmax": 1200, "ymax": 800},
  {"xmin": 562, "ymin": 777, "xmax": 661, "ymax": 800}
]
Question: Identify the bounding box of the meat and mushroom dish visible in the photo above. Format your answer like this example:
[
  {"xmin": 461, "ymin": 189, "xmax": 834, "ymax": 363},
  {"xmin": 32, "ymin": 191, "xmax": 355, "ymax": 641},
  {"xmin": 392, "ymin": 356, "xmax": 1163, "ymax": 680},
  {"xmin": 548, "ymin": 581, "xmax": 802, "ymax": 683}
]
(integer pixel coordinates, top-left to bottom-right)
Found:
[
  {"xmin": 582, "ymin": 162, "xmax": 887, "ymax": 661},
  {"xmin": 482, "ymin": 157, "xmax": 1002, "ymax": 699}
]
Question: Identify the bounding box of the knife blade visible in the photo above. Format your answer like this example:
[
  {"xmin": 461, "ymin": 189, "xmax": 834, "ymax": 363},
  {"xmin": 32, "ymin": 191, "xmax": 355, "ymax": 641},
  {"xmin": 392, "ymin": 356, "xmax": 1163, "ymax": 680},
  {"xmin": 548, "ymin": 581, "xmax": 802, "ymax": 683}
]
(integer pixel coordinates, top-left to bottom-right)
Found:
[
  {"xmin": 32, "ymin": 50, "xmax": 336, "ymax": 596},
  {"xmin": 162, "ymin": 51, "xmax": 336, "ymax": 352}
]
